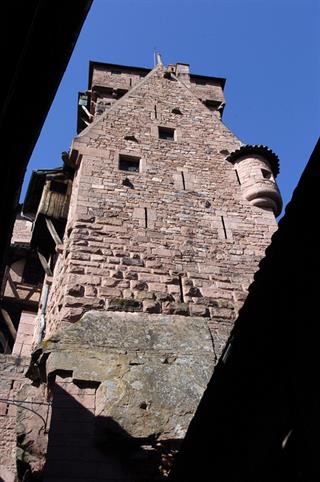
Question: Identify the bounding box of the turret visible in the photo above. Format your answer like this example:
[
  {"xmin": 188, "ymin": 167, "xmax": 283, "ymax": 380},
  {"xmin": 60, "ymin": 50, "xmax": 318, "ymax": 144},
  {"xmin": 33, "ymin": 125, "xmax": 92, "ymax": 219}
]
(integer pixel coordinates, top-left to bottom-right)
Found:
[{"xmin": 227, "ymin": 145, "xmax": 282, "ymax": 216}]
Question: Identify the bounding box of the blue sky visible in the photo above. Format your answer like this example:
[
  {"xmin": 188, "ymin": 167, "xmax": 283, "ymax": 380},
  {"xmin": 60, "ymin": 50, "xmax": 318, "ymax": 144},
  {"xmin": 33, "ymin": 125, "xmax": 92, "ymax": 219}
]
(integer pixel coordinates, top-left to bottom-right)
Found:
[{"xmin": 23, "ymin": 0, "xmax": 319, "ymax": 216}]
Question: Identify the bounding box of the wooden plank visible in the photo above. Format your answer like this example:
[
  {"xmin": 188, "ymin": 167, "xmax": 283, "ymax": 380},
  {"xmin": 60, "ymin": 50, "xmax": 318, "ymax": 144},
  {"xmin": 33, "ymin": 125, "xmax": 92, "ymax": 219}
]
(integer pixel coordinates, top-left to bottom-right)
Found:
[
  {"xmin": 36, "ymin": 249, "xmax": 53, "ymax": 276},
  {"xmin": 81, "ymin": 104, "xmax": 93, "ymax": 119},
  {"xmin": 45, "ymin": 217, "xmax": 62, "ymax": 245},
  {"xmin": 0, "ymin": 308, "xmax": 17, "ymax": 340}
]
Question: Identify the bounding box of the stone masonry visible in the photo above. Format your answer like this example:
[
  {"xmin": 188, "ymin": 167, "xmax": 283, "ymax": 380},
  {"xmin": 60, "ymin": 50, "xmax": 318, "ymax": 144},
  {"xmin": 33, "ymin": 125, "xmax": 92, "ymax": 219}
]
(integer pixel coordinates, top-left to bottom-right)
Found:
[
  {"xmin": 0, "ymin": 60, "xmax": 282, "ymax": 481},
  {"xmin": 44, "ymin": 62, "xmax": 281, "ymax": 340}
]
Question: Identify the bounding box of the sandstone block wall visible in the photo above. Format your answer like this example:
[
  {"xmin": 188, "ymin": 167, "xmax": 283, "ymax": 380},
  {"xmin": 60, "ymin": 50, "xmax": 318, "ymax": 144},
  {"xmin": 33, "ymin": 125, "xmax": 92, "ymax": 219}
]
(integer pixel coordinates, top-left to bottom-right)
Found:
[
  {"xmin": 0, "ymin": 356, "xmax": 30, "ymax": 481},
  {"xmin": 12, "ymin": 311, "xmax": 37, "ymax": 357},
  {"xmin": 43, "ymin": 63, "xmax": 278, "ymax": 337},
  {"xmin": 29, "ymin": 311, "xmax": 216, "ymax": 481}
]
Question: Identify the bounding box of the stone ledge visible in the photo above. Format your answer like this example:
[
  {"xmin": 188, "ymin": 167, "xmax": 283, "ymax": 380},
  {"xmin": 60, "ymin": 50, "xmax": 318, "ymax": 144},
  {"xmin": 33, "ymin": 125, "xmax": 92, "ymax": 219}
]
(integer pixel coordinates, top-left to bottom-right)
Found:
[{"xmin": 36, "ymin": 310, "xmax": 215, "ymax": 356}]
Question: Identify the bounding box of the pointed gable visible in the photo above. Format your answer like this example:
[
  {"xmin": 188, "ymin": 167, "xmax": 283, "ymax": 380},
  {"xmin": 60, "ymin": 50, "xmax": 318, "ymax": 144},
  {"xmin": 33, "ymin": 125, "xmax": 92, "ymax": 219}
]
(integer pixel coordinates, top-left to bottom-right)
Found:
[{"xmin": 72, "ymin": 62, "xmax": 241, "ymax": 176}]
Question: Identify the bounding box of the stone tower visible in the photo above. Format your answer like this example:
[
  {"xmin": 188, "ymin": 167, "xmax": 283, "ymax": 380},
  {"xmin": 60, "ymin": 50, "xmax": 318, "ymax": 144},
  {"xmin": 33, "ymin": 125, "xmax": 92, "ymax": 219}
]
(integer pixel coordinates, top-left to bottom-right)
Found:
[{"xmin": 0, "ymin": 60, "xmax": 282, "ymax": 481}]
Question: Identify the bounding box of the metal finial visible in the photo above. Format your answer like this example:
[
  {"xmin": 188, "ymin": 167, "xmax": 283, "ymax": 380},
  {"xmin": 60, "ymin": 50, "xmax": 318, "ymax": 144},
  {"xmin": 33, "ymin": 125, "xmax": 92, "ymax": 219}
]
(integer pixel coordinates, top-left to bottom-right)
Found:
[{"xmin": 156, "ymin": 52, "xmax": 163, "ymax": 65}]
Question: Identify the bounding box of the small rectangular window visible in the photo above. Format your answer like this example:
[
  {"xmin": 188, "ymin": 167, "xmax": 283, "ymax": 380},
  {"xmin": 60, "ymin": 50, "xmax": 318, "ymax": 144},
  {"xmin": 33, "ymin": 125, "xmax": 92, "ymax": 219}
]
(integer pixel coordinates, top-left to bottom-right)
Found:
[
  {"xmin": 119, "ymin": 154, "xmax": 140, "ymax": 172},
  {"xmin": 158, "ymin": 126, "xmax": 175, "ymax": 141}
]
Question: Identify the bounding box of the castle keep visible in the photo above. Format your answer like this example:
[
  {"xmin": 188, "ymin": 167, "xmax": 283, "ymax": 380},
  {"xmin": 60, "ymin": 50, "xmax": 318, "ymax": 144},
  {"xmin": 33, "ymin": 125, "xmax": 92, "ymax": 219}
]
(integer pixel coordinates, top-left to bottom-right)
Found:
[{"xmin": 0, "ymin": 59, "xmax": 282, "ymax": 481}]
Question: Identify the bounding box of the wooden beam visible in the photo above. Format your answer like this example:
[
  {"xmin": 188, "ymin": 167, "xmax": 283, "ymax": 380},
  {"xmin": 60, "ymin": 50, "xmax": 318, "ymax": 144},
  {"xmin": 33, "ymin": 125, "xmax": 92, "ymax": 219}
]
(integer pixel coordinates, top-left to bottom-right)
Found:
[
  {"xmin": 7, "ymin": 271, "xmax": 20, "ymax": 300},
  {"xmin": 81, "ymin": 104, "xmax": 93, "ymax": 119},
  {"xmin": 36, "ymin": 249, "xmax": 53, "ymax": 276},
  {"xmin": 0, "ymin": 308, "xmax": 16, "ymax": 340},
  {"xmin": 45, "ymin": 217, "xmax": 62, "ymax": 245},
  {"xmin": 25, "ymin": 285, "xmax": 38, "ymax": 302}
]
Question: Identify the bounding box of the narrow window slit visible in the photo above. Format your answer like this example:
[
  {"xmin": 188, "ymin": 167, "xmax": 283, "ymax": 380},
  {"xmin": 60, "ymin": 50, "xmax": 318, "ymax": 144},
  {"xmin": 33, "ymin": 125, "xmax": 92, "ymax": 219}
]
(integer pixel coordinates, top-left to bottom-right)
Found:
[
  {"xmin": 221, "ymin": 216, "xmax": 228, "ymax": 239},
  {"xmin": 181, "ymin": 171, "xmax": 186, "ymax": 190},
  {"xmin": 154, "ymin": 105, "xmax": 157, "ymax": 119},
  {"xmin": 178, "ymin": 275, "xmax": 184, "ymax": 303},
  {"xmin": 235, "ymin": 170, "xmax": 241, "ymax": 185},
  {"xmin": 144, "ymin": 207, "xmax": 148, "ymax": 229}
]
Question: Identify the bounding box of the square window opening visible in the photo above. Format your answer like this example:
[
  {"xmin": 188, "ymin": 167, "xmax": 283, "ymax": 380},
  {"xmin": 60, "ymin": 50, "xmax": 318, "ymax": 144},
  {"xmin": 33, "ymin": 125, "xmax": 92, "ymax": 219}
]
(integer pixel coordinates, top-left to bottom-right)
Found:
[
  {"xmin": 119, "ymin": 155, "xmax": 140, "ymax": 173},
  {"xmin": 158, "ymin": 126, "xmax": 175, "ymax": 141}
]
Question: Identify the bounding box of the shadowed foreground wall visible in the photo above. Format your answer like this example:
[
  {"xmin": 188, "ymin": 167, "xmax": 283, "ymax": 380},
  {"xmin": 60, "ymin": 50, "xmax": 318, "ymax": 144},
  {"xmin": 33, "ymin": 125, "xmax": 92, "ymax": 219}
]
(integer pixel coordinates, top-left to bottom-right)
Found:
[{"xmin": 168, "ymin": 138, "xmax": 320, "ymax": 482}]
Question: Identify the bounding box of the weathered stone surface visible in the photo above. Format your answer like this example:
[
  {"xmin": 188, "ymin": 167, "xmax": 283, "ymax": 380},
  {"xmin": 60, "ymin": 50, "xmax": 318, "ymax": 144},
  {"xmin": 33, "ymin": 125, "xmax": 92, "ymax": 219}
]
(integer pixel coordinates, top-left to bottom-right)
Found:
[
  {"xmin": 106, "ymin": 298, "xmax": 143, "ymax": 312},
  {"xmin": 162, "ymin": 302, "xmax": 190, "ymax": 316},
  {"xmin": 0, "ymin": 464, "xmax": 15, "ymax": 482},
  {"xmin": 143, "ymin": 300, "xmax": 161, "ymax": 313},
  {"xmin": 189, "ymin": 304, "xmax": 210, "ymax": 317},
  {"xmin": 32, "ymin": 311, "xmax": 215, "ymax": 441},
  {"xmin": 0, "ymin": 355, "xmax": 31, "ymax": 480},
  {"xmin": 15, "ymin": 384, "xmax": 49, "ymax": 477}
]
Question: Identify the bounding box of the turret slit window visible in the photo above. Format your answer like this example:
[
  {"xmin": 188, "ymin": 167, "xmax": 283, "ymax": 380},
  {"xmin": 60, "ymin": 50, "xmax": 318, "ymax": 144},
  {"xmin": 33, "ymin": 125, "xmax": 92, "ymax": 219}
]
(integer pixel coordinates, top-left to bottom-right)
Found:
[
  {"xmin": 144, "ymin": 207, "xmax": 148, "ymax": 229},
  {"xmin": 158, "ymin": 126, "xmax": 175, "ymax": 141},
  {"xmin": 181, "ymin": 171, "xmax": 186, "ymax": 190},
  {"xmin": 178, "ymin": 275, "xmax": 184, "ymax": 302},
  {"xmin": 119, "ymin": 155, "xmax": 140, "ymax": 173},
  {"xmin": 235, "ymin": 170, "xmax": 241, "ymax": 185},
  {"xmin": 221, "ymin": 216, "xmax": 228, "ymax": 239}
]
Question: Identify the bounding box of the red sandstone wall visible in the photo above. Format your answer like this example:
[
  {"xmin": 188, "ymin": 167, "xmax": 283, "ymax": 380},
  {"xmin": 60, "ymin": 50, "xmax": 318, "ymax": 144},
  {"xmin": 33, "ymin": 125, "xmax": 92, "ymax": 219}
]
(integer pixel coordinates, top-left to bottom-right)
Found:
[
  {"xmin": 0, "ymin": 356, "xmax": 30, "ymax": 481},
  {"xmin": 43, "ymin": 65, "xmax": 278, "ymax": 336},
  {"xmin": 12, "ymin": 311, "xmax": 37, "ymax": 357}
]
